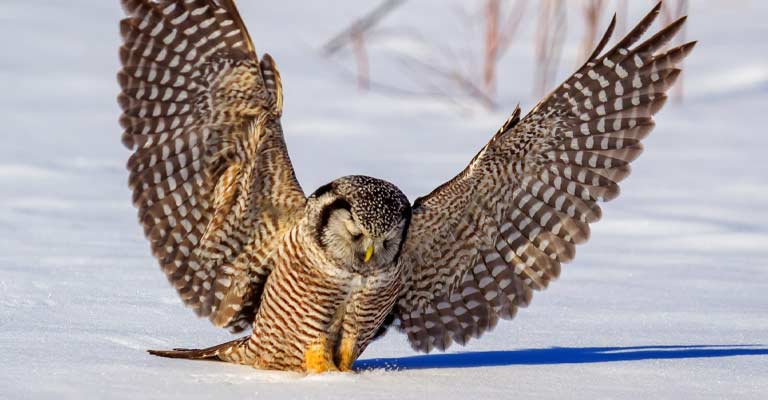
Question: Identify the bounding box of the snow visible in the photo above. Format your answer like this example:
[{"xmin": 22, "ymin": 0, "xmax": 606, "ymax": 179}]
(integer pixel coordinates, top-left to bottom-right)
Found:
[{"xmin": 1, "ymin": 1, "xmax": 767, "ymax": 399}]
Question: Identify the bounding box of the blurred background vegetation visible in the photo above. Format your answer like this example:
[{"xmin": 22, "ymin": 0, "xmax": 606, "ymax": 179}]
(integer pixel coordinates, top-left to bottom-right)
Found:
[{"xmin": 322, "ymin": 0, "xmax": 690, "ymax": 110}]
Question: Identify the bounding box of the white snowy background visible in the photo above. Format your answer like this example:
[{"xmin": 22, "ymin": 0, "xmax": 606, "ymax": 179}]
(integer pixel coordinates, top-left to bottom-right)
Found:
[{"xmin": 1, "ymin": 1, "xmax": 767, "ymax": 399}]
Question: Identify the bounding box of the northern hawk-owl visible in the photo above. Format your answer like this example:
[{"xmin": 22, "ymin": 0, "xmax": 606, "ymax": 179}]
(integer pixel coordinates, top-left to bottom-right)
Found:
[{"xmin": 117, "ymin": 0, "xmax": 694, "ymax": 372}]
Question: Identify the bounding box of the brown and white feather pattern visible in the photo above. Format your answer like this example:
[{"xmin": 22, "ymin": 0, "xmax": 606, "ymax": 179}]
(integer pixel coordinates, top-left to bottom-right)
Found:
[
  {"xmin": 118, "ymin": 0, "xmax": 305, "ymax": 331},
  {"xmin": 236, "ymin": 221, "xmax": 405, "ymax": 371},
  {"xmin": 121, "ymin": 0, "xmax": 695, "ymax": 372},
  {"xmin": 183, "ymin": 218, "xmax": 404, "ymax": 371},
  {"xmin": 393, "ymin": 3, "xmax": 696, "ymax": 353}
]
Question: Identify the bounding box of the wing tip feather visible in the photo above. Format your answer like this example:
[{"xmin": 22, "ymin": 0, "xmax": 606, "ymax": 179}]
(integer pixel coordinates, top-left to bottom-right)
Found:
[{"xmin": 586, "ymin": 13, "xmax": 617, "ymax": 62}]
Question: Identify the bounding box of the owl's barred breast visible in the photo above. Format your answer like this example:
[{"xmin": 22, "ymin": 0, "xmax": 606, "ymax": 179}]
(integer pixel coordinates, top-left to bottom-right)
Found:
[{"xmin": 243, "ymin": 221, "xmax": 404, "ymax": 371}]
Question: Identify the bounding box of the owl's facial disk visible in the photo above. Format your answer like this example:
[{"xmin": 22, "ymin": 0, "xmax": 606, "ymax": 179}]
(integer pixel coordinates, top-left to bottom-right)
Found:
[
  {"xmin": 309, "ymin": 176, "xmax": 412, "ymax": 272},
  {"xmin": 318, "ymin": 204, "xmax": 408, "ymax": 270}
]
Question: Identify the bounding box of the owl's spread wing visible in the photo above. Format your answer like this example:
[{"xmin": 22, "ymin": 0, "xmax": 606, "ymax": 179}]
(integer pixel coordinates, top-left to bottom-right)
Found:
[
  {"xmin": 394, "ymin": 3, "xmax": 695, "ymax": 352},
  {"xmin": 119, "ymin": 0, "xmax": 306, "ymax": 332}
]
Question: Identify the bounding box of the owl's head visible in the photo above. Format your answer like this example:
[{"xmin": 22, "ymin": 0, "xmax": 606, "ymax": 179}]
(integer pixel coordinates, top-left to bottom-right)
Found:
[{"xmin": 308, "ymin": 176, "xmax": 411, "ymax": 272}]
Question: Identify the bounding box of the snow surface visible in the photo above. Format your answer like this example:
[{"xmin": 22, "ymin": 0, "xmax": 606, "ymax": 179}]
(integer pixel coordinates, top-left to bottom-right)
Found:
[{"xmin": 1, "ymin": 1, "xmax": 767, "ymax": 399}]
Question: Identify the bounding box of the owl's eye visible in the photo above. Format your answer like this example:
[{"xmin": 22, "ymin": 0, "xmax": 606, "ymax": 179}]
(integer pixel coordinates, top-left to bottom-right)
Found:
[{"xmin": 351, "ymin": 233, "xmax": 363, "ymax": 241}]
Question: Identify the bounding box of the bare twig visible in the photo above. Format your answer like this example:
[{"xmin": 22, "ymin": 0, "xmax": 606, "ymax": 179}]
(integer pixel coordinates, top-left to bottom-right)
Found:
[
  {"xmin": 496, "ymin": 0, "xmax": 528, "ymax": 60},
  {"xmin": 322, "ymin": 0, "xmax": 407, "ymax": 56},
  {"xmin": 399, "ymin": 54, "xmax": 497, "ymax": 109},
  {"xmin": 484, "ymin": 0, "xmax": 502, "ymax": 97},
  {"xmin": 483, "ymin": 0, "xmax": 527, "ymax": 99},
  {"xmin": 454, "ymin": 4, "xmax": 480, "ymax": 84},
  {"xmin": 324, "ymin": 54, "xmax": 475, "ymax": 113},
  {"xmin": 322, "ymin": 0, "xmax": 406, "ymax": 92},
  {"xmin": 578, "ymin": 0, "xmax": 606, "ymax": 64},
  {"xmin": 352, "ymin": 32, "xmax": 369, "ymax": 90},
  {"xmin": 534, "ymin": 0, "xmax": 567, "ymax": 97}
]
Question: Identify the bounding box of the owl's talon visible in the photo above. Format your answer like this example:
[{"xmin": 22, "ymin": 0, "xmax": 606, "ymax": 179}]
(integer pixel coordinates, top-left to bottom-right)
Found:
[
  {"xmin": 304, "ymin": 339, "xmax": 338, "ymax": 373},
  {"xmin": 336, "ymin": 336, "xmax": 357, "ymax": 372}
]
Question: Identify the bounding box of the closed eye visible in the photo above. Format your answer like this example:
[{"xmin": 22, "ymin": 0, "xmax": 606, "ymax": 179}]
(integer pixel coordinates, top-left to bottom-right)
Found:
[
  {"xmin": 385, "ymin": 223, "xmax": 404, "ymax": 241},
  {"xmin": 352, "ymin": 233, "xmax": 363, "ymax": 241}
]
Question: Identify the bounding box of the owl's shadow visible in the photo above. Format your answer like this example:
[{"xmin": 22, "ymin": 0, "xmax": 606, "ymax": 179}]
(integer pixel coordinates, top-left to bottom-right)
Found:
[{"xmin": 354, "ymin": 344, "xmax": 768, "ymax": 371}]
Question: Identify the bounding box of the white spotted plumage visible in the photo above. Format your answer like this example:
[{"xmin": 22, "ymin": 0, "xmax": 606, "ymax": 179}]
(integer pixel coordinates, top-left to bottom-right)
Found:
[
  {"xmin": 390, "ymin": 3, "xmax": 695, "ymax": 353},
  {"xmin": 118, "ymin": 1, "xmax": 695, "ymax": 371}
]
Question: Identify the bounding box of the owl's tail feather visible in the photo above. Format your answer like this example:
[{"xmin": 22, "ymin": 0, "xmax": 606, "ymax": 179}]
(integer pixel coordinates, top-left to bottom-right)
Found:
[{"xmin": 148, "ymin": 336, "xmax": 252, "ymax": 364}]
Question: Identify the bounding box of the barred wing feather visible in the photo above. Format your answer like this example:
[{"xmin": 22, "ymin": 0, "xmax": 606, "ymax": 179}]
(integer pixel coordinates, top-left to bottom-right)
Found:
[
  {"xmin": 394, "ymin": 3, "xmax": 695, "ymax": 352},
  {"xmin": 118, "ymin": 0, "xmax": 305, "ymax": 332}
]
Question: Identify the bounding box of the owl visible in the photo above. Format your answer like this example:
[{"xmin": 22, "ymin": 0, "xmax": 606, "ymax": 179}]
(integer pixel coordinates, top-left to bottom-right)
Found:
[{"xmin": 118, "ymin": 0, "xmax": 694, "ymax": 372}]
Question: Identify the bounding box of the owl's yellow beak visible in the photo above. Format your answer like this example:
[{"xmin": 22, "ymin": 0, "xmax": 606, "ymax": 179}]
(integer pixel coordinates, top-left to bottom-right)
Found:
[{"xmin": 364, "ymin": 244, "xmax": 374, "ymax": 263}]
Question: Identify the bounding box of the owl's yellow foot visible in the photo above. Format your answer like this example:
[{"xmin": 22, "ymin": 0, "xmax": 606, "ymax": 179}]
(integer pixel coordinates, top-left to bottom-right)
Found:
[
  {"xmin": 304, "ymin": 339, "xmax": 337, "ymax": 373},
  {"xmin": 336, "ymin": 336, "xmax": 357, "ymax": 372}
]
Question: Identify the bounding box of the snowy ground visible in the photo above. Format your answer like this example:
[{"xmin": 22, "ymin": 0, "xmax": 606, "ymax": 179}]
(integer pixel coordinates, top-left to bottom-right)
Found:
[{"xmin": 1, "ymin": 1, "xmax": 767, "ymax": 399}]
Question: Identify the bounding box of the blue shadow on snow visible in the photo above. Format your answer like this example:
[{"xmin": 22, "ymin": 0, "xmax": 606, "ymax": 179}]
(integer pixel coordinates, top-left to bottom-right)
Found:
[{"xmin": 354, "ymin": 344, "xmax": 768, "ymax": 371}]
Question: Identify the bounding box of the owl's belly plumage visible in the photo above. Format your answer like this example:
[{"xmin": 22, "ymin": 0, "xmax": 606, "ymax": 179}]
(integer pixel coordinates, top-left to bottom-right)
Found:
[{"xmin": 240, "ymin": 234, "xmax": 404, "ymax": 372}]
